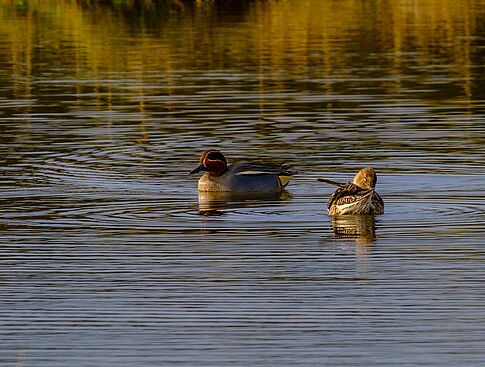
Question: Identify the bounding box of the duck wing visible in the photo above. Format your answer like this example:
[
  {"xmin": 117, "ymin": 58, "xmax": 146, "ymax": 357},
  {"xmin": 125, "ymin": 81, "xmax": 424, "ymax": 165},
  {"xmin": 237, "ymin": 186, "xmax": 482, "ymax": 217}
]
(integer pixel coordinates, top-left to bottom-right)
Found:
[
  {"xmin": 229, "ymin": 162, "xmax": 295, "ymax": 188},
  {"xmin": 327, "ymin": 182, "xmax": 373, "ymax": 210},
  {"xmin": 230, "ymin": 162, "xmax": 295, "ymax": 176},
  {"xmin": 371, "ymin": 191, "xmax": 385, "ymax": 214}
]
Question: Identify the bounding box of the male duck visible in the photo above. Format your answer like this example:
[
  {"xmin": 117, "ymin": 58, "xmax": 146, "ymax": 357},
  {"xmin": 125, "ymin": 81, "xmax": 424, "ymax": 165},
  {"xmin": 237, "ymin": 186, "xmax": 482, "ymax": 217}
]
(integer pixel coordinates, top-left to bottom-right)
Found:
[
  {"xmin": 319, "ymin": 167, "xmax": 384, "ymax": 215},
  {"xmin": 190, "ymin": 150, "xmax": 294, "ymax": 192}
]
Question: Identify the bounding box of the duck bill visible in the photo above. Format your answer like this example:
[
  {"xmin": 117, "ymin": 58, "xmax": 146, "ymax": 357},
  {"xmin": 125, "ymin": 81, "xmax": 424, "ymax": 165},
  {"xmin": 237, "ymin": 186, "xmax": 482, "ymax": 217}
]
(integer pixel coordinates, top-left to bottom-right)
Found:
[{"xmin": 189, "ymin": 164, "xmax": 206, "ymax": 175}]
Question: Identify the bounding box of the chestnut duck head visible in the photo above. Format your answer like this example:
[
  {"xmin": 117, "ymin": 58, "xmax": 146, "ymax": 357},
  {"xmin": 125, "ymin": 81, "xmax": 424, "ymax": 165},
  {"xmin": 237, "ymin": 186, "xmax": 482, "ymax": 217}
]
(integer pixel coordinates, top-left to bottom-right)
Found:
[{"xmin": 189, "ymin": 150, "xmax": 228, "ymax": 177}]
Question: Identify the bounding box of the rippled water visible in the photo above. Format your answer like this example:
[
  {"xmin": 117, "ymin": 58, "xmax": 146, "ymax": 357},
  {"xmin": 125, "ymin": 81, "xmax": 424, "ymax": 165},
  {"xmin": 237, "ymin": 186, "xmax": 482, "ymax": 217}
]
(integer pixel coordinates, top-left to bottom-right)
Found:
[{"xmin": 1, "ymin": 1, "xmax": 484, "ymax": 366}]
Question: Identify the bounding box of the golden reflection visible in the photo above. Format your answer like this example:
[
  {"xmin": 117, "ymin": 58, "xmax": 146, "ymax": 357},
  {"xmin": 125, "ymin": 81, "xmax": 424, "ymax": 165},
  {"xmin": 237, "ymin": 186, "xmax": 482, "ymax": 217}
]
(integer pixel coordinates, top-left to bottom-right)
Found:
[
  {"xmin": 198, "ymin": 190, "xmax": 292, "ymax": 215},
  {"xmin": 331, "ymin": 215, "xmax": 377, "ymax": 254},
  {"xmin": 0, "ymin": 0, "xmax": 481, "ymax": 102}
]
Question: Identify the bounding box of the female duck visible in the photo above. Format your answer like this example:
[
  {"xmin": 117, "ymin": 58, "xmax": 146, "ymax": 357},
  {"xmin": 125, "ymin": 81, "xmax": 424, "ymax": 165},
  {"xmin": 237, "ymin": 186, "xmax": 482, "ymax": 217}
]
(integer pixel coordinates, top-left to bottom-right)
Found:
[
  {"xmin": 190, "ymin": 150, "xmax": 294, "ymax": 193},
  {"xmin": 319, "ymin": 167, "xmax": 384, "ymax": 215}
]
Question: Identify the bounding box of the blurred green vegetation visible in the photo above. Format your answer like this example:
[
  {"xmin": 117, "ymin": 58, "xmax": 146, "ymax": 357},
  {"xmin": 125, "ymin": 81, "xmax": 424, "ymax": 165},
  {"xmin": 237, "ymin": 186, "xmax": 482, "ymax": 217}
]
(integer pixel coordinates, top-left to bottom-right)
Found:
[
  {"xmin": 7, "ymin": 0, "xmax": 254, "ymax": 11},
  {"xmin": 1, "ymin": 0, "xmax": 483, "ymax": 100}
]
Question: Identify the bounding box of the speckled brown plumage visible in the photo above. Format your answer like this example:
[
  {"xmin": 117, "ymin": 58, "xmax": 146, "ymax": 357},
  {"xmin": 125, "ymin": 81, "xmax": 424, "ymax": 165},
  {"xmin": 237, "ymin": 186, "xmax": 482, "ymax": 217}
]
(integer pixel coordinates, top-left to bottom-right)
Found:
[{"xmin": 320, "ymin": 167, "xmax": 384, "ymax": 215}]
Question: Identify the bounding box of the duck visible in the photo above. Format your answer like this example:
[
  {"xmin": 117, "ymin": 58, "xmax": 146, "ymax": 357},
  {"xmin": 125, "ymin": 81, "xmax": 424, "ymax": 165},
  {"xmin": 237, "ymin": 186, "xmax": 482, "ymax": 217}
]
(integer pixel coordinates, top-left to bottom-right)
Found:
[
  {"xmin": 189, "ymin": 150, "xmax": 294, "ymax": 192},
  {"xmin": 318, "ymin": 167, "xmax": 384, "ymax": 215}
]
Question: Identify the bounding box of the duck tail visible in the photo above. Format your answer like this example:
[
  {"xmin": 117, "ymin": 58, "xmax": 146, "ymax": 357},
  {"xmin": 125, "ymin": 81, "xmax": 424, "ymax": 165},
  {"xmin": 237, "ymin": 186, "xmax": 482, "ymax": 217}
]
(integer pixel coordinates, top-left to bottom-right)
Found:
[
  {"xmin": 278, "ymin": 175, "xmax": 292, "ymax": 188},
  {"xmin": 317, "ymin": 178, "xmax": 346, "ymax": 187}
]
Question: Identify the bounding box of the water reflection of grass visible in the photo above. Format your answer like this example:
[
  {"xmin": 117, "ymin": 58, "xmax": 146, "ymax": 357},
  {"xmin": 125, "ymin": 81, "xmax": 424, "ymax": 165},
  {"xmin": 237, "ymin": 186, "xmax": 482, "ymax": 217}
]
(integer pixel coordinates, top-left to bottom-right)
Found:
[{"xmin": 1, "ymin": 0, "xmax": 482, "ymax": 99}]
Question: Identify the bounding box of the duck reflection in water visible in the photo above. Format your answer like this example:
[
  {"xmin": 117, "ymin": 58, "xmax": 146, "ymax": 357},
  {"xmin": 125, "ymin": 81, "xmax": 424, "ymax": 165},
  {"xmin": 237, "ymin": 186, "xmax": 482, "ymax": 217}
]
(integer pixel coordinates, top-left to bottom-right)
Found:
[
  {"xmin": 197, "ymin": 191, "xmax": 292, "ymax": 216},
  {"xmin": 331, "ymin": 215, "xmax": 377, "ymax": 248}
]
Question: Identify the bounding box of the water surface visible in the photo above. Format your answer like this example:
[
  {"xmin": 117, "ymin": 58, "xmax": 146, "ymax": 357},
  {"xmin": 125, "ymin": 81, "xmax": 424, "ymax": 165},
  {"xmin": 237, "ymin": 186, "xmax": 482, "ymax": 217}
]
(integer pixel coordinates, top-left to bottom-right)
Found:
[{"xmin": 0, "ymin": 1, "xmax": 484, "ymax": 366}]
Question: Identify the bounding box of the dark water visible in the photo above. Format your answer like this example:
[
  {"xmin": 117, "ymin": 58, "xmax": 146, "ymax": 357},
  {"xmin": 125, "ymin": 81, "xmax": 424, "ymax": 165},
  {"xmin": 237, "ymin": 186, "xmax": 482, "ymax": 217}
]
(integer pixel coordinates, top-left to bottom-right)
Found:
[{"xmin": 1, "ymin": 1, "xmax": 484, "ymax": 366}]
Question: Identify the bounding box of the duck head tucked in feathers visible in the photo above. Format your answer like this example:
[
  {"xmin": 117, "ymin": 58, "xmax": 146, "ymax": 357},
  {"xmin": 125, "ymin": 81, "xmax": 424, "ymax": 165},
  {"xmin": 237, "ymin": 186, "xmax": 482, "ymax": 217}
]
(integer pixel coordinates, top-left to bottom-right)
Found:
[
  {"xmin": 319, "ymin": 167, "xmax": 384, "ymax": 216},
  {"xmin": 352, "ymin": 167, "xmax": 377, "ymax": 190}
]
